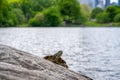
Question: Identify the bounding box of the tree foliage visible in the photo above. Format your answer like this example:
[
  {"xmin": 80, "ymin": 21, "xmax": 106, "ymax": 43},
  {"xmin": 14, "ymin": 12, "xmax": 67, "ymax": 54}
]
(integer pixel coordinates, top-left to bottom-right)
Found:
[
  {"xmin": 21, "ymin": 0, "xmax": 56, "ymax": 20},
  {"xmin": 29, "ymin": 7, "xmax": 63, "ymax": 27},
  {"xmin": 105, "ymin": 6, "xmax": 119, "ymax": 22},
  {"xmin": 43, "ymin": 7, "xmax": 63, "ymax": 26},
  {"xmin": 1, "ymin": 0, "xmax": 87, "ymax": 27},
  {"xmin": 114, "ymin": 13, "xmax": 120, "ymax": 22},
  {"xmin": 10, "ymin": 8, "xmax": 25, "ymax": 26},
  {"xmin": 29, "ymin": 13, "xmax": 45, "ymax": 26},
  {"xmin": 96, "ymin": 12, "xmax": 111, "ymax": 23},
  {"xmin": 57, "ymin": 0, "xmax": 85, "ymax": 24},
  {"xmin": 91, "ymin": 7, "xmax": 103, "ymax": 19},
  {"xmin": 0, "ymin": 0, "xmax": 10, "ymax": 26},
  {"xmin": 81, "ymin": 4, "xmax": 91, "ymax": 20}
]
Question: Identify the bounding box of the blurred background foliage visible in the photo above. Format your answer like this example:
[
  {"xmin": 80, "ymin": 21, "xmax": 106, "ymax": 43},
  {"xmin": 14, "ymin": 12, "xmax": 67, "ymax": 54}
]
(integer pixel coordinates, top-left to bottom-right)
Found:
[
  {"xmin": 0, "ymin": 0, "xmax": 86, "ymax": 27},
  {"xmin": 1, "ymin": 0, "xmax": 120, "ymax": 27}
]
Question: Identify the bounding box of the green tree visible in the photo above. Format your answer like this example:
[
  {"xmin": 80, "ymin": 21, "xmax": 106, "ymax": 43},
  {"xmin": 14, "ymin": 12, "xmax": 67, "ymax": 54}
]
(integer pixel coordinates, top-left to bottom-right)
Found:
[
  {"xmin": 29, "ymin": 12, "xmax": 45, "ymax": 26},
  {"xmin": 29, "ymin": 7, "xmax": 63, "ymax": 27},
  {"xmin": 105, "ymin": 6, "xmax": 120, "ymax": 22},
  {"xmin": 21, "ymin": 0, "xmax": 33, "ymax": 21},
  {"xmin": 9, "ymin": 0, "xmax": 22, "ymax": 8},
  {"xmin": 57, "ymin": 0, "xmax": 84, "ymax": 24},
  {"xmin": 96, "ymin": 12, "xmax": 111, "ymax": 23},
  {"xmin": 10, "ymin": 8, "xmax": 25, "ymax": 26},
  {"xmin": 81, "ymin": 4, "xmax": 91, "ymax": 20},
  {"xmin": 0, "ymin": 0, "xmax": 10, "ymax": 26},
  {"xmin": 21, "ymin": 0, "xmax": 56, "ymax": 21},
  {"xmin": 91, "ymin": 7, "xmax": 103, "ymax": 19},
  {"xmin": 114, "ymin": 13, "xmax": 120, "ymax": 22},
  {"xmin": 43, "ymin": 7, "xmax": 63, "ymax": 26}
]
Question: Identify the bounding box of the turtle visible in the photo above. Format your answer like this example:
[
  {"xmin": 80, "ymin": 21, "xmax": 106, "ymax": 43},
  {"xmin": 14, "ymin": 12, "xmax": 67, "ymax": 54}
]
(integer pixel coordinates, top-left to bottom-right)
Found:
[{"xmin": 44, "ymin": 51, "xmax": 68, "ymax": 68}]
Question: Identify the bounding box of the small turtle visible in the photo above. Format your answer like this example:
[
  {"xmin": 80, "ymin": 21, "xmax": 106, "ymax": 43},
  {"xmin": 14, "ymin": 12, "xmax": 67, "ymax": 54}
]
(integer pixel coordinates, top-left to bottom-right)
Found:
[
  {"xmin": 53, "ymin": 51, "xmax": 63, "ymax": 61},
  {"xmin": 44, "ymin": 51, "xmax": 68, "ymax": 68}
]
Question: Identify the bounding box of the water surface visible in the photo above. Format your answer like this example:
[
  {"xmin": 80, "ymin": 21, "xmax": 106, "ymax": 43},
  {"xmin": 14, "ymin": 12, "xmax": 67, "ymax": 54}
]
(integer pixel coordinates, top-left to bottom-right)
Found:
[{"xmin": 0, "ymin": 27, "xmax": 120, "ymax": 80}]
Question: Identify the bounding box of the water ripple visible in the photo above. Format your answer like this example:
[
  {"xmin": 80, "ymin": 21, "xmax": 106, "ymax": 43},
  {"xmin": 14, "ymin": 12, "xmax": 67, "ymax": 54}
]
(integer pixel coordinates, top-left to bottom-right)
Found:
[{"xmin": 0, "ymin": 27, "xmax": 120, "ymax": 80}]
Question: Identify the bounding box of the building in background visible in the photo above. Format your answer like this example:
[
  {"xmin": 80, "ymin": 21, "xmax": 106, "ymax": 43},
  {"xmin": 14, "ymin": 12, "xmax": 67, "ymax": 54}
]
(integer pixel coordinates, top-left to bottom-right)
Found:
[
  {"xmin": 79, "ymin": 0, "xmax": 100, "ymax": 9},
  {"xmin": 98, "ymin": 0, "xmax": 104, "ymax": 8},
  {"xmin": 79, "ymin": 0, "xmax": 96, "ymax": 9},
  {"xmin": 79, "ymin": 0, "xmax": 120, "ymax": 9},
  {"xmin": 105, "ymin": 0, "xmax": 110, "ymax": 7},
  {"xmin": 87, "ymin": 0, "xmax": 95, "ymax": 9},
  {"xmin": 118, "ymin": 0, "xmax": 120, "ymax": 6},
  {"xmin": 95, "ymin": 0, "xmax": 99, "ymax": 7},
  {"xmin": 111, "ymin": 2, "xmax": 118, "ymax": 5}
]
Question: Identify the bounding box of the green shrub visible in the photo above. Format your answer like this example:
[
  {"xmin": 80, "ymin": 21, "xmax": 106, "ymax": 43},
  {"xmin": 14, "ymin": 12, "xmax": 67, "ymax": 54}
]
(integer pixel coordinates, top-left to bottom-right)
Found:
[
  {"xmin": 29, "ymin": 12, "xmax": 45, "ymax": 26},
  {"xmin": 57, "ymin": 0, "xmax": 85, "ymax": 24},
  {"xmin": 84, "ymin": 21, "xmax": 111, "ymax": 27},
  {"xmin": 105, "ymin": 5, "xmax": 120, "ymax": 22},
  {"xmin": 43, "ymin": 7, "xmax": 63, "ymax": 26},
  {"xmin": 91, "ymin": 7, "xmax": 103, "ymax": 19},
  {"xmin": 113, "ymin": 22, "xmax": 120, "ymax": 26},
  {"xmin": 96, "ymin": 12, "xmax": 111, "ymax": 23},
  {"xmin": 0, "ymin": 0, "xmax": 10, "ymax": 27},
  {"xmin": 29, "ymin": 7, "xmax": 63, "ymax": 27},
  {"xmin": 84, "ymin": 21, "xmax": 100, "ymax": 26},
  {"xmin": 12, "ymin": 9, "xmax": 25, "ymax": 25},
  {"xmin": 80, "ymin": 4, "xmax": 91, "ymax": 21},
  {"xmin": 114, "ymin": 13, "xmax": 120, "ymax": 22},
  {"xmin": 21, "ymin": 0, "xmax": 56, "ymax": 20}
]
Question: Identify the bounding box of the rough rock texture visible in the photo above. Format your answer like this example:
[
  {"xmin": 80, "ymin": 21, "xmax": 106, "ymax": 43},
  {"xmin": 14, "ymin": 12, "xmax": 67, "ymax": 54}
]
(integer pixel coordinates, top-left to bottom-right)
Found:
[{"xmin": 0, "ymin": 44, "xmax": 92, "ymax": 80}]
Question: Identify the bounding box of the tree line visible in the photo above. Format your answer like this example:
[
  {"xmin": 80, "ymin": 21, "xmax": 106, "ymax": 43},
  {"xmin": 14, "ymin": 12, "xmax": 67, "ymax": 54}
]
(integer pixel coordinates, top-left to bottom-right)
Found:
[
  {"xmin": 1, "ymin": 0, "xmax": 120, "ymax": 27},
  {"xmin": 0, "ymin": 0, "xmax": 86, "ymax": 27},
  {"xmin": 90, "ymin": 6, "xmax": 120, "ymax": 26}
]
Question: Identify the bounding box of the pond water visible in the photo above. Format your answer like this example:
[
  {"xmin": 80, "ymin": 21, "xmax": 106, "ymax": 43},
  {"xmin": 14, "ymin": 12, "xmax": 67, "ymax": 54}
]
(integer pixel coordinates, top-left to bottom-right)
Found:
[{"xmin": 0, "ymin": 27, "xmax": 120, "ymax": 80}]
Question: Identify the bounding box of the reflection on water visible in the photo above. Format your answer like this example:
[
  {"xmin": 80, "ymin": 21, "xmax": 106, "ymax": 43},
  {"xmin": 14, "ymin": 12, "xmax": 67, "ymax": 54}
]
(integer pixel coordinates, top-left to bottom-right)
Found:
[{"xmin": 0, "ymin": 27, "xmax": 120, "ymax": 80}]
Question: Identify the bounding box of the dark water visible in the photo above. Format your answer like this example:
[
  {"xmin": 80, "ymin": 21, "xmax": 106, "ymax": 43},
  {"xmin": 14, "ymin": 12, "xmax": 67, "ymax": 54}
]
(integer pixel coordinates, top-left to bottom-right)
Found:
[{"xmin": 0, "ymin": 27, "xmax": 120, "ymax": 80}]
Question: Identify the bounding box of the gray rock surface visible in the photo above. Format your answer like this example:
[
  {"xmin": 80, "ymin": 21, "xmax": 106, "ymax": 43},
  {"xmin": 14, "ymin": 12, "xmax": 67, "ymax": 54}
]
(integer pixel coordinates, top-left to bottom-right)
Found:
[{"xmin": 0, "ymin": 44, "xmax": 92, "ymax": 80}]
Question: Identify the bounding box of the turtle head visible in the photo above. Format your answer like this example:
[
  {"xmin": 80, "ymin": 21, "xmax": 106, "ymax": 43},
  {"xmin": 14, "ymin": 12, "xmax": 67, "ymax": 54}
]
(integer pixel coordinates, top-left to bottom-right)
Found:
[
  {"xmin": 57, "ymin": 50, "xmax": 63, "ymax": 56},
  {"xmin": 54, "ymin": 50, "xmax": 63, "ymax": 58}
]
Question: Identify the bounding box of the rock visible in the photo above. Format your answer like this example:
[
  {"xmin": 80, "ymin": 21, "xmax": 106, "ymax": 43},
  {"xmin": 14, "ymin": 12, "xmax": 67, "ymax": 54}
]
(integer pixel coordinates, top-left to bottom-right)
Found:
[
  {"xmin": 0, "ymin": 44, "xmax": 92, "ymax": 80},
  {"xmin": 44, "ymin": 50, "xmax": 68, "ymax": 68}
]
